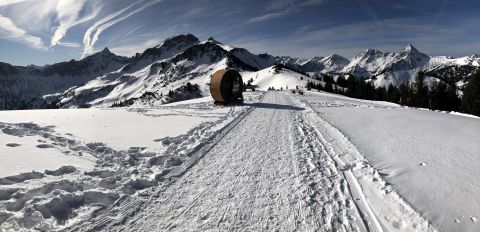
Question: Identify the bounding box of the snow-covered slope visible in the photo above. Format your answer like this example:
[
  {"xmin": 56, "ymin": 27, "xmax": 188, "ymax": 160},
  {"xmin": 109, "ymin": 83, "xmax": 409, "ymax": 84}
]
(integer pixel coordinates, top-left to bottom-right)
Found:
[
  {"xmin": 342, "ymin": 48, "xmax": 397, "ymax": 79},
  {"xmin": 122, "ymin": 34, "xmax": 200, "ymax": 73},
  {"xmin": 298, "ymin": 54, "xmax": 351, "ymax": 73},
  {"xmin": 0, "ymin": 49, "xmax": 130, "ymax": 109},
  {"xmin": 242, "ymin": 66, "xmax": 319, "ymax": 91},
  {"xmin": 59, "ymin": 40, "xmax": 256, "ymax": 108},
  {"xmin": 299, "ymin": 91, "xmax": 480, "ymax": 232}
]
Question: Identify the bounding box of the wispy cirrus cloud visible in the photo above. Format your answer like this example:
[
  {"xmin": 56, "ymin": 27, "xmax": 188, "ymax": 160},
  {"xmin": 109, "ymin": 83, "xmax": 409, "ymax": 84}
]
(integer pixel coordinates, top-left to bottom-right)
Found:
[
  {"xmin": 247, "ymin": 0, "xmax": 326, "ymax": 24},
  {"xmin": 81, "ymin": 0, "xmax": 162, "ymax": 58},
  {"xmin": 50, "ymin": 0, "xmax": 101, "ymax": 47},
  {"xmin": 266, "ymin": 0, "xmax": 325, "ymax": 10},
  {"xmin": 244, "ymin": 10, "xmax": 290, "ymax": 24},
  {"xmin": 0, "ymin": 0, "xmax": 47, "ymax": 50},
  {"xmin": 233, "ymin": 15, "xmax": 480, "ymax": 59},
  {"xmin": 0, "ymin": 14, "xmax": 46, "ymax": 50},
  {"xmin": 0, "ymin": 0, "xmax": 31, "ymax": 7}
]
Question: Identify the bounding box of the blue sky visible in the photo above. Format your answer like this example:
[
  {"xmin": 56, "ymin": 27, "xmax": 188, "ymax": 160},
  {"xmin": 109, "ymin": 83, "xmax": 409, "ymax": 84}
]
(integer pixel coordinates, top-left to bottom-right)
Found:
[{"xmin": 0, "ymin": 0, "xmax": 479, "ymax": 65}]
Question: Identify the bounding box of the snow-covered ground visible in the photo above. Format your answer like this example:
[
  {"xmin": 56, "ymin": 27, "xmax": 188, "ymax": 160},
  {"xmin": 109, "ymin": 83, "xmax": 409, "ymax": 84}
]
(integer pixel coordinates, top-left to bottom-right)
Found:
[
  {"xmin": 60, "ymin": 92, "xmax": 432, "ymax": 232},
  {"xmin": 0, "ymin": 92, "xmax": 262, "ymax": 230},
  {"xmin": 0, "ymin": 89, "xmax": 478, "ymax": 231},
  {"xmin": 297, "ymin": 91, "xmax": 480, "ymax": 232}
]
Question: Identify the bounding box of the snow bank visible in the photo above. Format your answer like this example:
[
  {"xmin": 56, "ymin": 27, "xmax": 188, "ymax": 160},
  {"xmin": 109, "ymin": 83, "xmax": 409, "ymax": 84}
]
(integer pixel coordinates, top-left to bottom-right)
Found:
[{"xmin": 299, "ymin": 91, "xmax": 480, "ymax": 232}]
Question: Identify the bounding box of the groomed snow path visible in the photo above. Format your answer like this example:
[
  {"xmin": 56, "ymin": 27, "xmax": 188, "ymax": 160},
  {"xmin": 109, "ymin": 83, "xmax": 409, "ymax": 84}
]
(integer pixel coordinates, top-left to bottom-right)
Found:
[{"xmin": 83, "ymin": 92, "xmax": 433, "ymax": 232}]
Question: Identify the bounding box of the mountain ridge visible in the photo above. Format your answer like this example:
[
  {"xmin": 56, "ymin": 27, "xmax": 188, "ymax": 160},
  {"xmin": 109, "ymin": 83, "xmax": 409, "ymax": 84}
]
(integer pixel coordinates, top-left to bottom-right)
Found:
[{"xmin": 0, "ymin": 33, "xmax": 478, "ymax": 110}]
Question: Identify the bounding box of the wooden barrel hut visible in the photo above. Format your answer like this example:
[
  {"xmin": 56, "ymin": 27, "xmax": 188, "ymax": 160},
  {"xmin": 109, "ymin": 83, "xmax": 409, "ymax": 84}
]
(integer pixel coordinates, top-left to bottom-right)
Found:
[{"xmin": 210, "ymin": 69, "xmax": 244, "ymax": 104}]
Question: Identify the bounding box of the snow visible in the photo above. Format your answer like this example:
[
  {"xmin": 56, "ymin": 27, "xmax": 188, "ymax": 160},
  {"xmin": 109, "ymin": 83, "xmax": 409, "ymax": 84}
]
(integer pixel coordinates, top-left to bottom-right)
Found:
[
  {"xmin": 298, "ymin": 90, "xmax": 480, "ymax": 232},
  {"xmin": 0, "ymin": 92, "xmax": 263, "ymax": 231},
  {"xmin": 0, "ymin": 81, "xmax": 478, "ymax": 231},
  {"xmin": 200, "ymin": 38, "xmax": 235, "ymax": 51},
  {"xmin": 0, "ymin": 107, "xmax": 219, "ymax": 152},
  {"xmin": 242, "ymin": 66, "xmax": 318, "ymax": 91},
  {"xmin": 62, "ymin": 91, "xmax": 432, "ymax": 231},
  {"xmin": 450, "ymin": 111, "xmax": 480, "ymax": 119},
  {"xmin": 0, "ymin": 132, "xmax": 95, "ymax": 177}
]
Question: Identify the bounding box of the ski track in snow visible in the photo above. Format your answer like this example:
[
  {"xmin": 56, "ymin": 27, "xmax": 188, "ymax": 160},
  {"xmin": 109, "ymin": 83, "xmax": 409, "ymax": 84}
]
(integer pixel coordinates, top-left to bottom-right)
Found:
[{"xmin": 69, "ymin": 92, "xmax": 435, "ymax": 232}]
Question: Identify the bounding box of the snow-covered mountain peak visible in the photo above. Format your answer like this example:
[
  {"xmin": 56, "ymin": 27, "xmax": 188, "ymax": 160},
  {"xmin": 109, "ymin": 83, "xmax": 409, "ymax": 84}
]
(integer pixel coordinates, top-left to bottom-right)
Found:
[
  {"xmin": 322, "ymin": 54, "xmax": 349, "ymax": 64},
  {"xmin": 342, "ymin": 49, "xmax": 397, "ymax": 78},
  {"xmin": 362, "ymin": 48, "xmax": 384, "ymax": 56},
  {"xmin": 156, "ymin": 34, "xmax": 199, "ymax": 49},
  {"xmin": 206, "ymin": 36, "xmax": 221, "ymax": 44},
  {"xmin": 308, "ymin": 56, "xmax": 324, "ymax": 61},
  {"xmin": 403, "ymin": 44, "xmax": 417, "ymax": 52},
  {"xmin": 352, "ymin": 49, "xmax": 393, "ymax": 63},
  {"xmin": 398, "ymin": 44, "xmax": 428, "ymax": 59},
  {"xmin": 134, "ymin": 34, "xmax": 200, "ymax": 63},
  {"xmin": 202, "ymin": 36, "xmax": 234, "ymax": 51},
  {"xmin": 81, "ymin": 47, "xmax": 126, "ymax": 64}
]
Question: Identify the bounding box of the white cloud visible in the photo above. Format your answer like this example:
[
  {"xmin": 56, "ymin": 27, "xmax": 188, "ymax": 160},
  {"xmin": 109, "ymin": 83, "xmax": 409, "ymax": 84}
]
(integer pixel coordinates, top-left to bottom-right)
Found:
[
  {"xmin": 245, "ymin": 10, "xmax": 290, "ymax": 24},
  {"xmin": 0, "ymin": 14, "xmax": 46, "ymax": 50},
  {"xmin": 82, "ymin": 0, "xmax": 162, "ymax": 58},
  {"xmin": 50, "ymin": 0, "xmax": 100, "ymax": 47},
  {"xmin": 56, "ymin": 41, "xmax": 81, "ymax": 48},
  {"xmin": 266, "ymin": 0, "xmax": 325, "ymax": 10},
  {"xmin": 0, "ymin": 0, "xmax": 31, "ymax": 7},
  {"xmin": 232, "ymin": 16, "xmax": 480, "ymax": 59},
  {"xmin": 248, "ymin": 0, "xmax": 326, "ymax": 25},
  {"xmin": 1, "ymin": 0, "xmax": 58, "ymax": 33}
]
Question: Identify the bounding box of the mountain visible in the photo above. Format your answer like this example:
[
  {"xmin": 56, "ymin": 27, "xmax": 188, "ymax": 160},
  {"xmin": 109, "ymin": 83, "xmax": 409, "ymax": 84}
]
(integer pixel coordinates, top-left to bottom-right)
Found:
[
  {"xmin": 0, "ymin": 34, "xmax": 479, "ymax": 110},
  {"xmin": 58, "ymin": 38, "xmax": 257, "ymax": 108},
  {"xmin": 342, "ymin": 45, "xmax": 479, "ymax": 87},
  {"xmin": 0, "ymin": 48, "xmax": 130, "ymax": 109},
  {"xmin": 295, "ymin": 54, "xmax": 350, "ymax": 73},
  {"xmin": 342, "ymin": 48, "xmax": 397, "ymax": 79}
]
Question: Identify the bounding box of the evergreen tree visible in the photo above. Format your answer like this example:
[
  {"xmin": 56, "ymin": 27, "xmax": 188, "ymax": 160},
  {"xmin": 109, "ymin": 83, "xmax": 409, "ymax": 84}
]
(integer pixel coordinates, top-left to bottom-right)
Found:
[
  {"xmin": 429, "ymin": 79, "xmax": 446, "ymax": 110},
  {"xmin": 336, "ymin": 76, "xmax": 347, "ymax": 88},
  {"xmin": 461, "ymin": 69, "xmax": 480, "ymax": 116},
  {"xmin": 324, "ymin": 82, "xmax": 334, "ymax": 93},
  {"xmin": 412, "ymin": 71, "xmax": 429, "ymax": 107},
  {"xmin": 398, "ymin": 82, "xmax": 413, "ymax": 106},
  {"xmin": 445, "ymin": 82, "xmax": 460, "ymax": 111},
  {"xmin": 345, "ymin": 76, "xmax": 357, "ymax": 97},
  {"xmin": 374, "ymin": 86, "xmax": 387, "ymax": 101},
  {"xmin": 386, "ymin": 83, "xmax": 400, "ymax": 103},
  {"xmin": 365, "ymin": 82, "xmax": 376, "ymax": 100}
]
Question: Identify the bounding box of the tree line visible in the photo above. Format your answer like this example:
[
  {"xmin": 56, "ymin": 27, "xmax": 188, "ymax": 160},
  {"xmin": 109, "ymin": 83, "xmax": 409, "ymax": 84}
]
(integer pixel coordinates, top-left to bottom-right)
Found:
[{"xmin": 306, "ymin": 70, "xmax": 480, "ymax": 116}]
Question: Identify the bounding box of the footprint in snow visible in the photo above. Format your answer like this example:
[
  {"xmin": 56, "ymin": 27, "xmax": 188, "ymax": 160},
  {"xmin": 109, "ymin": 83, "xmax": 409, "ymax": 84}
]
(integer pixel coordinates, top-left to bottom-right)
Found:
[
  {"xmin": 36, "ymin": 144, "xmax": 54, "ymax": 149},
  {"xmin": 6, "ymin": 143, "xmax": 21, "ymax": 147}
]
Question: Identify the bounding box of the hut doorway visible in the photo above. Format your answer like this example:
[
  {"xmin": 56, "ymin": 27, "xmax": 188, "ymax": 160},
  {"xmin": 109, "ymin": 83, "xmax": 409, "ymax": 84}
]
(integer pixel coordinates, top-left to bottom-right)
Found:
[{"xmin": 210, "ymin": 69, "xmax": 244, "ymax": 105}]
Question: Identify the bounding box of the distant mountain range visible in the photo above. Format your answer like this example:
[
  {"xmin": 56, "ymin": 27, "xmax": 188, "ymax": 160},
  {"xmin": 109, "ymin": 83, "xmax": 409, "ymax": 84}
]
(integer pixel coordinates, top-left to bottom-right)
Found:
[{"xmin": 0, "ymin": 34, "xmax": 478, "ymax": 110}]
